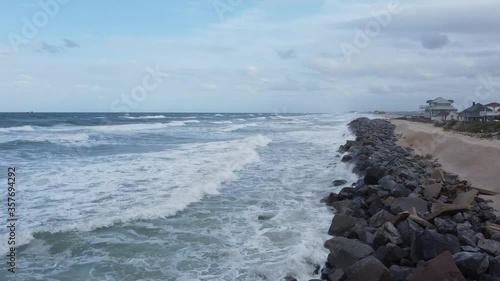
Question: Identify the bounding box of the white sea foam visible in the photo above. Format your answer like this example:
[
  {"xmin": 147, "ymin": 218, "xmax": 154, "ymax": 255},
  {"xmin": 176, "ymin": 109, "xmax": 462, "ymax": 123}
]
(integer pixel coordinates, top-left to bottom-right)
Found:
[
  {"xmin": 220, "ymin": 123, "xmax": 258, "ymax": 132},
  {"xmin": 90, "ymin": 121, "xmax": 186, "ymax": 132},
  {"xmin": 184, "ymin": 120, "xmax": 200, "ymax": 123},
  {"xmin": 25, "ymin": 133, "xmax": 91, "ymax": 145},
  {"xmin": 210, "ymin": 121, "xmax": 233, "ymax": 124},
  {"xmin": 0, "ymin": 125, "xmax": 35, "ymax": 133},
  {"xmin": 0, "ymin": 135, "xmax": 272, "ymax": 254},
  {"xmin": 121, "ymin": 115, "xmax": 167, "ymax": 120}
]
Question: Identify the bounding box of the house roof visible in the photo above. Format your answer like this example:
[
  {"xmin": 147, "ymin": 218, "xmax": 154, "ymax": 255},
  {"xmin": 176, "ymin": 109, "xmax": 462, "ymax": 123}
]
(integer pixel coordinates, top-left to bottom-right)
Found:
[
  {"xmin": 459, "ymin": 103, "xmax": 493, "ymax": 116},
  {"xmin": 429, "ymin": 97, "xmax": 453, "ymax": 104},
  {"xmin": 485, "ymin": 102, "xmax": 500, "ymax": 107},
  {"xmin": 429, "ymin": 105, "xmax": 457, "ymax": 111}
]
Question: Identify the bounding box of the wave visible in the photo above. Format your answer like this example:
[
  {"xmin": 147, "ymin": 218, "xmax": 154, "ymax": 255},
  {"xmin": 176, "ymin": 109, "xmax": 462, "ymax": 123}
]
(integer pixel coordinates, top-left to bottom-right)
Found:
[
  {"xmin": 0, "ymin": 133, "xmax": 91, "ymax": 147},
  {"xmin": 220, "ymin": 123, "xmax": 258, "ymax": 132},
  {"xmin": 0, "ymin": 125, "xmax": 35, "ymax": 133},
  {"xmin": 0, "ymin": 135, "xmax": 272, "ymax": 253},
  {"xmin": 29, "ymin": 133, "xmax": 90, "ymax": 144},
  {"xmin": 211, "ymin": 121, "xmax": 233, "ymax": 124},
  {"xmin": 121, "ymin": 115, "xmax": 167, "ymax": 120},
  {"xmin": 184, "ymin": 120, "xmax": 200, "ymax": 123},
  {"xmin": 90, "ymin": 121, "xmax": 185, "ymax": 132}
]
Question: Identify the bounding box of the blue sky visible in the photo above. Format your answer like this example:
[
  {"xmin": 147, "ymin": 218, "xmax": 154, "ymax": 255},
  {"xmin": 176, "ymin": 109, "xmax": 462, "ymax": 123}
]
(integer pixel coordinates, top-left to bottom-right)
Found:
[{"xmin": 1, "ymin": 0, "xmax": 499, "ymax": 112}]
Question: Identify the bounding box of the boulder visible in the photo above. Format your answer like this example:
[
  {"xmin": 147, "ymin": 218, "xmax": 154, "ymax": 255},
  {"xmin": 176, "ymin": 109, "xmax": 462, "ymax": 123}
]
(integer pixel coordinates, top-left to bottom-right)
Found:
[
  {"xmin": 390, "ymin": 265, "xmax": 414, "ymax": 281},
  {"xmin": 452, "ymin": 213, "xmax": 465, "ymax": 223},
  {"xmin": 391, "ymin": 197, "xmax": 428, "ymax": 215},
  {"xmin": 396, "ymin": 219, "xmax": 424, "ymax": 246},
  {"xmin": 369, "ymin": 210, "xmax": 396, "ymax": 228},
  {"xmin": 341, "ymin": 154, "xmax": 353, "ymax": 162},
  {"xmin": 364, "ymin": 166, "xmax": 386, "ymax": 185},
  {"xmin": 453, "ymin": 190, "xmax": 479, "ymax": 206},
  {"xmin": 345, "ymin": 256, "xmax": 391, "ymax": 281},
  {"xmin": 407, "ymin": 251, "xmax": 466, "ymax": 281},
  {"xmin": 457, "ymin": 229, "xmax": 478, "ymax": 247},
  {"xmin": 324, "ymin": 237, "xmax": 373, "ymax": 269},
  {"xmin": 431, "ymin": 169, "xmax": 444, "ymax": 181},
  {"xmin": 411, "ymin": 230, "xmax": 461, "ymax": 261},
  {"xmin": 333, "ymin": 179, "xmax": 348, "ymax": 186},
  {"xmin": 328, "ymin": 214, "xmax": 365, "ymax": 236},
  {"xmin": 489, "ymin": 256, "xmax": 500, "ymax": 277},
  {"xmin": 478, "ymin": 239, "xmax": 500, "ymax": 256},
  {"xmin": 328, "ymin": 268, "xmax": 346, "ymax": 281},
  {"xmin": 374, "ymin": 243, "xmax": 409, "ymax": 266},
  {"xmin": 453, "ymin": 251, "xmax": 489, "ymax": 279},
  {"xmin": 322, "ymin": 193, "xmax": 340, "ymax": 206},
  {"xmin": 391, "ymin": 184, "xmax": 412, "ymax": 198},
  {"xmin": 373, "ymin": 222, "xmax": 404, "ymax": 248},
  {"xmin": 378, "ymin": 176, "xmax": 396, "ymax": 191},
  {"xmin": 433, "ymin": 217, "xmax": 457, "ymax": 234},
  {"xmin": 423, "ymin": 183, "xmax": 442, "ymax": 198},
  {"xmin": 425, "ymin": 203, "xmax": 470, "ymax": 221}
]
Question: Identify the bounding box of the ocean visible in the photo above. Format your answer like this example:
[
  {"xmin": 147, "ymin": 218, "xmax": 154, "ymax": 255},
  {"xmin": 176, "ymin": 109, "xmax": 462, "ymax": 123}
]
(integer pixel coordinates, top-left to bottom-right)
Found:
[{"xmin": 0, "ymin": 112, "xmax": 359, "ymax": 281}]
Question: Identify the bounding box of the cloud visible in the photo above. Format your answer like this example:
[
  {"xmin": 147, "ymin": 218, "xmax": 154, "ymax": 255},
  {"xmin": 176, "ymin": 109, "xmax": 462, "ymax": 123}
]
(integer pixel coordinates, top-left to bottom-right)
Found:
[
  {"xmin": 75, "ymin": 84, "xmax": 103, "ymax": 93},
  {"xmin": 420, "ymin": 33, "xmax": 449, "ymax": 49},
  {"xmin": 39, "ymin": 43, "xmax": 64, "ymax": 54},
  {"xmin": 63, "ymin": 38, "xmax": 80, "ymax": 48},
  {"xmin": 37, "ymin": 38, "xmax": 80, "ymax": 54},
  {"xmin": 276, "ymin": 49, "xmax": 297, "ymax": 60}
]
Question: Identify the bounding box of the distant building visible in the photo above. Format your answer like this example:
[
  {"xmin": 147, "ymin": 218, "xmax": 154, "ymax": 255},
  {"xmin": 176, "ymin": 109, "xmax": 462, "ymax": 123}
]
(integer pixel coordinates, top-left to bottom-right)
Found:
[
  {"xmin": 422, "ymin": 97, "xmax": 458, "ymax": 121},
  {"xmin": 458, "ymin": 102, "xmax": 498, "ymax": 121}
]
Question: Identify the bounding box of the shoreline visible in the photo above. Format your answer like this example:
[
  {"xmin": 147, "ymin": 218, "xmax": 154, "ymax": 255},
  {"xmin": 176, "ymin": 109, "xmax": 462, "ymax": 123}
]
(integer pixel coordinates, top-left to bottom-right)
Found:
[
  {"xmin": 316, "ymin": 117, "xmax": 500, "ymax": 281},
  {"xmin": 392, "ymin": 120, "xmax": 500, "ymax": 211}
]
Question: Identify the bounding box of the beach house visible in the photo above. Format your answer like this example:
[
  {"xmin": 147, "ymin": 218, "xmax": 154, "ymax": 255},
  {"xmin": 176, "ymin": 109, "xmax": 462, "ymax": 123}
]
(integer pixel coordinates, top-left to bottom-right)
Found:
[
  {"xmin": 458, "ymin": 102, "xmax": 498, "ymax": 121},
  {"xmin": 422, "ymin": 97, "xmax": 458, "ymax": 121}
]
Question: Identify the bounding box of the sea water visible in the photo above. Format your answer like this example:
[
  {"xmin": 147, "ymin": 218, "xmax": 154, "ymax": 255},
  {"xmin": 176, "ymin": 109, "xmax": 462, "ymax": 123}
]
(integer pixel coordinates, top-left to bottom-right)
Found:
[{"xmin": 0, "ymin": 112, "xmax": 360, "ymax": 281}]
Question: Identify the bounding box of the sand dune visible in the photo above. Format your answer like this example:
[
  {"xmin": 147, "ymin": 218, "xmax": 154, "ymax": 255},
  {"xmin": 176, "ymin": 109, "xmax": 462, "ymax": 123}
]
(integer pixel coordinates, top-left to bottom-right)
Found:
[{"xmin": 393, "ymin": 120, "xmax": 500, "ymax": 210}]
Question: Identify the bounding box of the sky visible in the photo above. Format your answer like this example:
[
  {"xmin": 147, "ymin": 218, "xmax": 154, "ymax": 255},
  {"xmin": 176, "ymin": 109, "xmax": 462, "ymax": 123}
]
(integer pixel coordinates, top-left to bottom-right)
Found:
[{"xmin": 0, "ymin": 0, "xmax": 499, "ymax": 113}]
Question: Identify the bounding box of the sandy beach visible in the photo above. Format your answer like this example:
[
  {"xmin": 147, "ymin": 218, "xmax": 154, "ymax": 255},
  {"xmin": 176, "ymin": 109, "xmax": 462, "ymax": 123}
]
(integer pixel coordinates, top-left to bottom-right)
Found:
[{"xmin": 393, "ymin": 120, "xmax": 500, "ymax": 210}]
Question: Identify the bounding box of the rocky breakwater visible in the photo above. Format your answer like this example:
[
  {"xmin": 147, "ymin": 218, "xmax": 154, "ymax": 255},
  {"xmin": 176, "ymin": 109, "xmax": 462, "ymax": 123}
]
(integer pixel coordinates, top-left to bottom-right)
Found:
[{"xmin": 320, "ymin": 117, "xmax": 500, "ymax": 281}]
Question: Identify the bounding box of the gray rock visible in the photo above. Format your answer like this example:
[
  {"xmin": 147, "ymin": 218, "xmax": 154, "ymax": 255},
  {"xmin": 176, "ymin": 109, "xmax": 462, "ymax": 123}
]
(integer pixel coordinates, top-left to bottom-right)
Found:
[
  {"xmin": 490, "ymin": 232, "xmax": 500, "ymax": 242},
  {"xmin": 457, "ymin": 229, "xmax": 478, "ymax": 247},
  {"xmin": 373, "ymin": 222, "xmax": 404, "ymax": 248},
  {"xmin": 408, "ymin": 251, "xmax": 467, "ymax": 281},
  {"xmin": 328, "ymin": 214, "xmax": 365, "ymax": 236},
  {"xmin": 374, "ymin": 243, "xmax": 409, "ymax": 266},
  {"xmin": 453, "ymin": 251, "xmax": 489, "ymax": 278},
  {"xmin": 333, "ymin": 179, "xmax": 348, "ymax": 186},
  {"xmin": 478, "ymin": 239, "xmax": 500, "ymax": 256},
  {"xmin": 452, "ymin": 212, "xmax": 465, "ymax": 223},
  {"xmin": 396, "ymin": 219, "xmax": 424, "ymax": 246},
  {"xmin": 461, "ymin": 245, "xmax": 480, "ymax": 252},
  {"xmin": 456, "ymin": 221, "xmax": 472, "ymax": 231},
  {"xmin": 424, "ymin": 183, "xmax": 442, "ymax": 198},
  {"xmin": 345, "ymin": 256, "xmax": 391, "ymax": 281},
  {"xmin": 434, "ymin": 217, "xmax": 457, "ymax": 233},
  {"xmin": 328, "ymin": 268, "xmax": 346, "ymax": 281},
  {"xmin": 389, "ymin": 265, "xmax": 413, "ymax": 281},
  {"xmin": 391, "ymin": 184, "xmax": 412, "ymax": 198},
  {"xmin": 453, "ymin": 190, "xmax": 479, "ymax": 206},
  {"xmin": 324, "ymin": 237, "xmax": 374, "ymax": 269},
  {"xmin": 365, "ymin": 166, "xmax": 387, "ymax": 185},
  {"xmin": 489, "ymin": 256, "xmax": 500, "ymax": 277},
  {"xmin": 369, "ymin": 210, "xmax": 396, "ymax": 228},
  {"xmin": 378, "ymin": 176, "xmax": 396, "ymax": 191},
  {"xmin": 411, "ymin": 230, "xmax": 461, "ymax": 261},
  {"xmin": 391, "ymin": 197, "xmax": 428, "ymax": 215}
]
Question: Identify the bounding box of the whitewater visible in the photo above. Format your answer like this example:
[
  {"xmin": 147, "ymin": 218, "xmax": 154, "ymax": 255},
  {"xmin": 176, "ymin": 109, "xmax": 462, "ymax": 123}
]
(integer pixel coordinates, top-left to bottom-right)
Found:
[{"xmin": 0, "ymin": 112, "xmax": 359, "ymax": 281}]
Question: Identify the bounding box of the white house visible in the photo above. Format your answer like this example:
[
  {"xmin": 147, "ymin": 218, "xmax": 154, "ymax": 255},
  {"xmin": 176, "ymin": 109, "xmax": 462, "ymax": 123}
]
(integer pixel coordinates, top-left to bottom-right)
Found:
[{"xmin": 422, "ymin": 97, "xmax": 458, "ymax": 121}]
